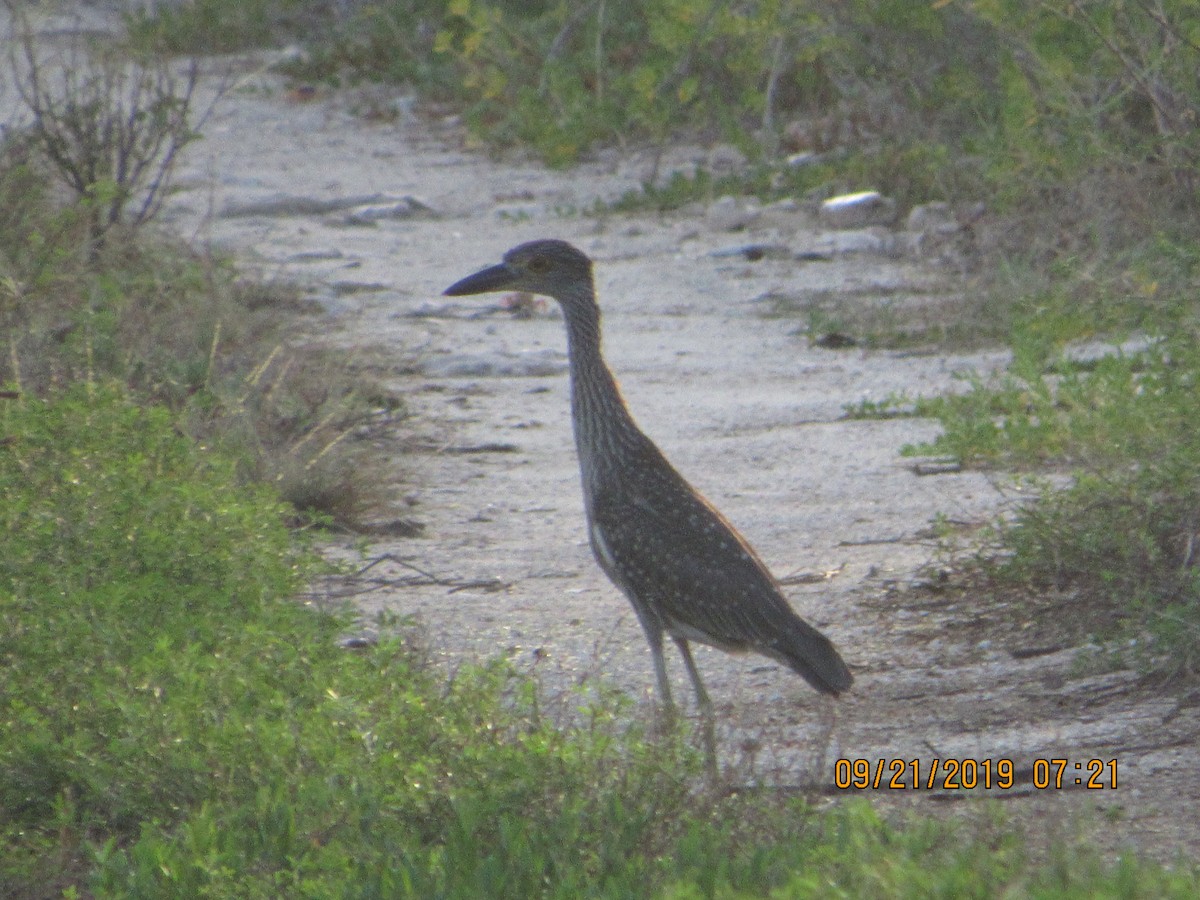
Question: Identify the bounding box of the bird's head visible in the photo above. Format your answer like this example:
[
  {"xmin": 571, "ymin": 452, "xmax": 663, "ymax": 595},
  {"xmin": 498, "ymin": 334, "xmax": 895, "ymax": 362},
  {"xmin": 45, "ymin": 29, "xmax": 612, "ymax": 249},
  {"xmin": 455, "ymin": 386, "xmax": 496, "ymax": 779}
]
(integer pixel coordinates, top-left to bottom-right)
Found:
[{"xmin": 443, "ymin": 239, "xmax": 594, "ymax": 306}]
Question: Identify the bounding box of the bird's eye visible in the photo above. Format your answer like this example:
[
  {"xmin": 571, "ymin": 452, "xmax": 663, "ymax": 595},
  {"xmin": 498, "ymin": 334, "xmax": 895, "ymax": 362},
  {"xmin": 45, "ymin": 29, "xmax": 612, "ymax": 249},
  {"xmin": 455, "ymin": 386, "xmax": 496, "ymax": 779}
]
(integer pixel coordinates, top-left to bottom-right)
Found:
[{"xmin": 527, "ymin": 257, "xmax": 550, "ymax": 273}]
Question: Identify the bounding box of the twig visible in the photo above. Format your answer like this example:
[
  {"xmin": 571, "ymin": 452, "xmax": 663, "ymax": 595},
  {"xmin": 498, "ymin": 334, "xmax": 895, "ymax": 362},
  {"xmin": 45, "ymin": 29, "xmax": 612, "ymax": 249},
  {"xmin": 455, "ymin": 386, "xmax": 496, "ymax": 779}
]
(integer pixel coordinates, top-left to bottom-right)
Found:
[
  {"xmin": 313, "ymin": 553, "xmax": 513, "ymax": 601},
  {"xmin": 761, "ymin": 33, "xmax": 787, "ymax": 136},
  {"xmin": 538, "ymin": 0, "xmax": 602, "ymax": 96},
  {"xmin": 1050, "ymin": 0, "xmax": 1190, "ymax": 138}
]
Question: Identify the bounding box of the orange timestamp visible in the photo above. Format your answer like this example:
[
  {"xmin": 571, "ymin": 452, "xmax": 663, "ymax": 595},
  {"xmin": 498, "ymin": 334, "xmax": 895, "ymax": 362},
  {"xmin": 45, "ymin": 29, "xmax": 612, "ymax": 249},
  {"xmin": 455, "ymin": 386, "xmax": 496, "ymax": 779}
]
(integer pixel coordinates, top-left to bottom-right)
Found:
[{"xmin": 834, "ymin": 757, "xmax": 1118, "ymax": 791}]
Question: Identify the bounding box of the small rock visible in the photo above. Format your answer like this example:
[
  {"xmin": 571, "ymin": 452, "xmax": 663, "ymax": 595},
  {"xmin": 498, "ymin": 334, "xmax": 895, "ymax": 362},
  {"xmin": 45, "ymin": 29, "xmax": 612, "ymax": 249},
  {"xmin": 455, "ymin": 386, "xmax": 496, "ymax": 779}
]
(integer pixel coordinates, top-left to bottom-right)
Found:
[
  {"xmin": 904, "ymin": 201, "xmax": 985, "ymax": 269},
  {"xmin": 286, "ymin": 84, "xmax": 319, "ymax": 103},
  {"xmin": 818, "ymin": 191, "xmax": 897, "ymax": 229},
  {"xmin": 274, "ymin": 44, "xmax": 305, "ymax": 64},
  {"xmin": 802, "ymin": 228, "xmax": 898, "ymax": 257},
  {"xmin": 357, "ymin": 518, "xmax": 427, "ymax": 537},
  {"xmin": 709, "ymin": 244, "xmax": 791, "ymax": 261},
  {"xmin": 813, "ymin": 332, "xmax": 858, "ymax": 349},
  {"xmin": 794, "ymin": 250, "xmax": 833, "ymax": 262},
  {"xmin": 707, "ymin": 144, "xmax": 748, "ymax": 173},
  {"xmin": 913, "ymin": 460, "xmax": 963, "ymax": 476},
  {"xmin": 287, "ymin": 249, "xmax": 346, "ymax": 262},
  {"xmin": 419, "ymin": 350, "xmax": 568, "ymax": 378},
  {"xmin": 339, "ymin": 634, "xmax": 378, "ymax": 650},
  {"xmin": 707, "ymin": 195, "xmax": 762, "ymax": 232},
  {"xmin": 905, "ymin": 201, "xmax": 956, "ymax": 233},
  {"xmin": 1008, "ymin": 644, "xmax": 1066, "ymax": 660},
  {"xmin": 340, "ymin": 196, "xmax": 436, "ymax": 226}
]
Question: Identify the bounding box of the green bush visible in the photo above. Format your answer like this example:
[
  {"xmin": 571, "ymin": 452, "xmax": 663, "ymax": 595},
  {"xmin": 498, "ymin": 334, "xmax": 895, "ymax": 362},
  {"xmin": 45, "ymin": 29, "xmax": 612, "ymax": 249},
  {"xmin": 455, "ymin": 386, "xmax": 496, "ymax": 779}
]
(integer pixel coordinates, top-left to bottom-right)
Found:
[
  {"xmin": 973, "ymin": 0, "xmax": 1200, "ymax": 185},
  {"xmin": 0, "ymin": 385, "xmax": 300, "ymax": 887},
  {"xmin": 130, "ymin": 1, "xmax": 1200, "ymax": 217},
  {"xmin": 425, "ymin": 0, "xmax": 1004, "ymax": 170},
  {"xmin": 0, "ymin": 386, "xmax": 688, "ymax": 895},
  {"xmin": 129, "ymin": 1, "xmax": 1200, "ymax": 270},
  {"xmin": 0, "ymin": 156, "xmax": 398, "ymax": 525},
  {"xmin": 906, "ymin": 329, "xmax": 1200, "ymax": 674},
  {"xmin": 1, "ymin": 387, "xmax": 1194, "ymax": 900},
  {"xmin": 125, "ymin": 0, "xmax": 338, "ymax": 54}
]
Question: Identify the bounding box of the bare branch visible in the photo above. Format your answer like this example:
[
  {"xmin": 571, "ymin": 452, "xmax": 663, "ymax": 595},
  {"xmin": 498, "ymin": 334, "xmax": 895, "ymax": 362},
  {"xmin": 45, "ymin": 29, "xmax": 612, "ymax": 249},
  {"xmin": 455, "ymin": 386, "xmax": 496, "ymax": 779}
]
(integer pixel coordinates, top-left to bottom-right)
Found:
[{"xmin": 5, "ymin": 3, "xmax": 227, "ymax": 252}]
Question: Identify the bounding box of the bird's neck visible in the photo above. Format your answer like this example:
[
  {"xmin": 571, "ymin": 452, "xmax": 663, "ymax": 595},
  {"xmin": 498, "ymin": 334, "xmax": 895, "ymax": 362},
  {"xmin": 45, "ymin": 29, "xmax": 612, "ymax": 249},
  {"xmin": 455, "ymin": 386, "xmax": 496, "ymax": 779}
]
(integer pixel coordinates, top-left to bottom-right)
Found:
[{"xmin": 559, "ymin": 286, "xmax": 643, "ymax": 483}]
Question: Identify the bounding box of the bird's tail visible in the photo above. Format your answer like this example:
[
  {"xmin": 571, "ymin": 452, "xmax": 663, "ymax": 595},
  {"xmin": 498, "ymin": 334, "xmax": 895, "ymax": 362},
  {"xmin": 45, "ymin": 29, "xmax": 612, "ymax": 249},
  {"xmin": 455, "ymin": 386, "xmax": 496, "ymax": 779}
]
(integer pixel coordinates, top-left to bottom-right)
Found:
[{"xmin": 772, "ymin": 618, "xmax": 853, "ymax": 695}]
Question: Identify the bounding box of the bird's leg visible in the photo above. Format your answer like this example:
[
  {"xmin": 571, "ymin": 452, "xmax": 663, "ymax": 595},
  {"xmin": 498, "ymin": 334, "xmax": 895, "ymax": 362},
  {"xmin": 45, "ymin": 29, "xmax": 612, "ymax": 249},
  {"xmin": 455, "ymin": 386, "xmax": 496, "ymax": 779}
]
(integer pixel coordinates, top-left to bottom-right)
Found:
[
  {"xmin": 673, "ymin": 637, "xmax": 719, "ymax": 782},
  {"xmin": 645, "ymin": 631, "xmax": 676, "ymax": 729},
  {"xmin": 631, "ymin": 608, "xmax": 678, "ymax": 731},
  {"xmin": 631, "ymin": 610, "xmax": 674, "ymax": 711},
  {"xmin": 814, "ymin": 695, "xmax": 839, "ymax": 783},
  {"xmin": 672, "ymin": 637, "xmax": 712, "ymax": 714}
]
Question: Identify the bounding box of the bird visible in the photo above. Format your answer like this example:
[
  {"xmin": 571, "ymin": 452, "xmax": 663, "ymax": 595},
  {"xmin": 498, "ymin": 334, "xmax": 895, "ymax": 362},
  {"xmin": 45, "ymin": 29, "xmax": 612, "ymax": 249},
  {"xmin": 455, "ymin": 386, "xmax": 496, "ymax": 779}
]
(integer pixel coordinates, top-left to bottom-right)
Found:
[{"xmin": 443, "ymin": 239, "xmax": 852, "ymax": 725}]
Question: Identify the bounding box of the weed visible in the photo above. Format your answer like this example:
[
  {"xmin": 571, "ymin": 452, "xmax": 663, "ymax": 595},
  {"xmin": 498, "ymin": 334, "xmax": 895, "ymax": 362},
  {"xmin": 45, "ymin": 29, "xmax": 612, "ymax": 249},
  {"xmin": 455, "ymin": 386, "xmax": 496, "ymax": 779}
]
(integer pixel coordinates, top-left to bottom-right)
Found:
[
  {"xmin": 7, "ymin": 2, "xmax": 221, "ymax": 253},
  {"xmin": 0, "ymin": 148, "xmax": 404, "ymax": 528},
  {"xmin": 911, "ymin": 331, "xmax": 1200, "ymax": 677},
  {"xmin": 843, "ymin": 392, "xmax": 917, "ymax": 421},
  {"xmin": 125, "ymin": 0, "xmax": 341, "ymax": 56}
]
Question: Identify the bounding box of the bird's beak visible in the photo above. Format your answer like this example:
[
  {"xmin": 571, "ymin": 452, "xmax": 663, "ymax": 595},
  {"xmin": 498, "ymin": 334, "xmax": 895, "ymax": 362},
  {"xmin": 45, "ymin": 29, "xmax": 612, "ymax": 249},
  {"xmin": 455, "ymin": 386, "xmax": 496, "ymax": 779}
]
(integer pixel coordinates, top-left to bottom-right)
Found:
[{"xmin": 443, "ymin": 262, "xmax": 516, "ymax": 296}]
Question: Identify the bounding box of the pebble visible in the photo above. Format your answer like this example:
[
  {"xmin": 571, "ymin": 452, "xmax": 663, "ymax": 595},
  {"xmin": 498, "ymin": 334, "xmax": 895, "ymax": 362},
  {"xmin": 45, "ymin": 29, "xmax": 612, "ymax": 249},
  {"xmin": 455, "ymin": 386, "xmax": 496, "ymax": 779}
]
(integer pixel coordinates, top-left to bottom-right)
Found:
[
  {"xmin": 708, "ymin": 244, "xmax": 792, "ymax": 261},
  {"xmin": 818, "ymin": 190, "xmax": 897, "ymax": 229},
  {"xmin": 418, "ymin": 350, "xmax": 568, "ymax": 378},
  {"xmin": 706, "ymin": 195, "xmax": 762, "ymax": 232},
  {"xmin": 339, "ymin": 197, "xmax": 436, "ymax": 226}
]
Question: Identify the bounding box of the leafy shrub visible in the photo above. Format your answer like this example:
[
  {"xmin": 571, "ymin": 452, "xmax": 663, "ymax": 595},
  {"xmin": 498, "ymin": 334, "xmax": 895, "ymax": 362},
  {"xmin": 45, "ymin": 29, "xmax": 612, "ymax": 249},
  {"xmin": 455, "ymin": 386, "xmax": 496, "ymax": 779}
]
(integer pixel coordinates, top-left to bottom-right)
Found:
[
  {"xmin": 0, "ymin": 386, "xmax": 300, "ymax": 885},
  {"xmin": 908, "ymin": 330, "xmax": 1200, "ymax": 674},
  {"xmin": 972, "ymin": 0, "xmax": 1200, "ymax": 192},
  {"xmin": 125, "ymin": 0, "xmax": 340, "ymax": 54},
  {"xmin": 426, "ymin": 0, "xmax": 1004, "ymax": 169},
  {"xmin": 0, "ymin": 155, "xmax": 399, "ymax": 525},
  {"xmin": 1, "ymin": 386, "xmax": 1194, "ymax": 900},
  {"xmin": 131, "ymin": 1, "xmax": 1200, "ymax": 227},
  {"xmin": 0, "ymin": 387, "xmax": 682, "ymax": 896},
  {"xmin": 0, "ymin": 386, "xmax": 684, "ymax": 895}
]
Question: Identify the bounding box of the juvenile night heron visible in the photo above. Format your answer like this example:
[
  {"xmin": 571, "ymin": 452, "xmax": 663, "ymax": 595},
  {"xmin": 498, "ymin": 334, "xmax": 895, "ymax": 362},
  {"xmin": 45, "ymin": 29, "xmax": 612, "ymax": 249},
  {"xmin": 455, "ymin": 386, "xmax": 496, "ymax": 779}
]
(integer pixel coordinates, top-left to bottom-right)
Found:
[{"xmin": 444, "ymin": 239, "xmax": 852, "ymax": 720}]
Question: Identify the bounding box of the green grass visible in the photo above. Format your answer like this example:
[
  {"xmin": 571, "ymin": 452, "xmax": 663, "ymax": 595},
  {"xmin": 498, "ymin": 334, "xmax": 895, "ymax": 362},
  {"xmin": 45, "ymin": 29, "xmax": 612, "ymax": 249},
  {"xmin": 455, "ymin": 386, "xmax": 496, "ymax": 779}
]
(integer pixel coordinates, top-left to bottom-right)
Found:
[
  {"xmin": 3, "ymin": 386, "xmax": 1197, "ymax": 897},
  {"xmin": 0, "ymin": 155, "xmax": 400, "ymax": 527},
  {"xmin": 0, "ymin": 386, "xmax": 685, "ymax": 896},
  {"xmin": 881, "ymin": 321, "xmax": 1200, "ymax": 677},
  {"xmin": 124, "ymin": 0, "xmax": 337, "ymax": 55}
]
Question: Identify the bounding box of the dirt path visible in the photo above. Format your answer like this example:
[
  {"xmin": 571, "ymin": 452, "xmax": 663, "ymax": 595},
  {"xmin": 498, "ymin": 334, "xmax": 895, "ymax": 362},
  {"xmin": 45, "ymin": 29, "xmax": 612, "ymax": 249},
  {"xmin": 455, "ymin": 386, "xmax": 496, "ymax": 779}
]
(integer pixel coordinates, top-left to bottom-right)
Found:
[
  {"xmin": 10, "ymin": 6, "xmax": 1198, "ymax": 861},
  {"xmin": 165, "ymin": 75, "xmax": 1200, "ymax": 860}
]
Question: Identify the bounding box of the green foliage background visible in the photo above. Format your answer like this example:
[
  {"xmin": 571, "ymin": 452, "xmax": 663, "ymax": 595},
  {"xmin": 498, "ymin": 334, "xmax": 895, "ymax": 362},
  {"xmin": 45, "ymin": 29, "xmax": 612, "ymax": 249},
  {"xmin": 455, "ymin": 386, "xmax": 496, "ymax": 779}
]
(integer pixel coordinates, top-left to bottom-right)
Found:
[{"xmin": 132, "ymin": 0, "xmax": 1199, "ymax": 209}]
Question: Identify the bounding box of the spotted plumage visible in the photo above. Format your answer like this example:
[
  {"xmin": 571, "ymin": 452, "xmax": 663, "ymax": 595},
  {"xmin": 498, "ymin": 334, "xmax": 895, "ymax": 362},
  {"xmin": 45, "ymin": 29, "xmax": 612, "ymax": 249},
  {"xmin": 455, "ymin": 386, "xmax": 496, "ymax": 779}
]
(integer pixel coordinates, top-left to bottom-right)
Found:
[{"xmin": 444, "ymin": 239, "xmax": 852, "ymax": 714}]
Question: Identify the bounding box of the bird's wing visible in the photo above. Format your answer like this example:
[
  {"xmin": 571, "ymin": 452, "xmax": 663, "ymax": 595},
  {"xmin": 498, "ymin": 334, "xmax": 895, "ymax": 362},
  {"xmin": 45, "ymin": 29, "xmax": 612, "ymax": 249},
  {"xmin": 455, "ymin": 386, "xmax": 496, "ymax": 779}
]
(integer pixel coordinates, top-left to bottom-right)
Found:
[{"xmin": 590, "ymin": 463, "xmax": 796, "ymax": 649}]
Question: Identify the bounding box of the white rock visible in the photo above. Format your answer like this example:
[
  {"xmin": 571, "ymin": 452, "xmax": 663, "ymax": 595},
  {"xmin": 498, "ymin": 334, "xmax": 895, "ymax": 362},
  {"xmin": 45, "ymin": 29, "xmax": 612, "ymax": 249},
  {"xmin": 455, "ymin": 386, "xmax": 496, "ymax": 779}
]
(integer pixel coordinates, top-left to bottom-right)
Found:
[{"xmin": 819, "ymin": 191, "xmax": 897, "ymax": 229}]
